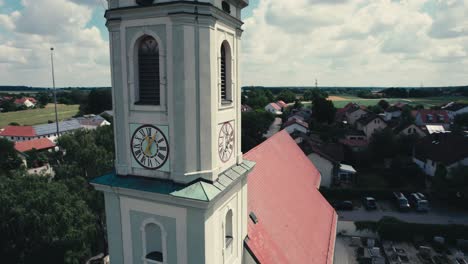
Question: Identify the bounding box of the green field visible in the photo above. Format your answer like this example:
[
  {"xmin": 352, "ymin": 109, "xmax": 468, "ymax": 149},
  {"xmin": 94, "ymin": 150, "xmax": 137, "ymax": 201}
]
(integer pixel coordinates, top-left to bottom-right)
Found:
[
  {"xmin": 0, "ymin": 104, "xmax": 80, "ymax": 128},
  {"xmin": 328, "ymin": 95, "xmax": 468, "ymax": 108}
]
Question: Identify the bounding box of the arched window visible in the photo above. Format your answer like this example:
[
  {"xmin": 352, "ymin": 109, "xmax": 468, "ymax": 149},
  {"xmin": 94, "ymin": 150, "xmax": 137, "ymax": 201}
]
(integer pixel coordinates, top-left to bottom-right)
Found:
[
  {"xmin": 137, "ymin": 36, "xmax": 160, "ymax": 105},
  {"xmin": 144, "ymin": 223, "xmax": 164, "ymax": 263},
  {"xmin": 220, "ymin": 41, "xmax": 232, "ymax": 104},
  {"xmin": 225, "ymin": 210, "xmax": 233, "ymax": 249}
]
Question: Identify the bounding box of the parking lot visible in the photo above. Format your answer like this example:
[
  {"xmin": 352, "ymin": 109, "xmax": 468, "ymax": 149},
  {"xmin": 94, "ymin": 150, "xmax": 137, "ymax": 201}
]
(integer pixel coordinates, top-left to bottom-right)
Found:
[{"xmin": 336, "ymin": 200, "xmax": 468, "ymax": 225}]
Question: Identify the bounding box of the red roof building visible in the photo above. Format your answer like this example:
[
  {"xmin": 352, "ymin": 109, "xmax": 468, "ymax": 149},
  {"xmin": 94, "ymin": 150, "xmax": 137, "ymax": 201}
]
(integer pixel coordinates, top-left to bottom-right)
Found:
[
  {"xmin": 244, "ymin": 130, "xmax": 337, "ymax": 263},
  {"xmin": 0, "ymin": 126, "xmax": 36, "ymax": 137},
  {"xmin": 276, "ymin": 100, "xmax": 288, "ymax": 108},
  {"xmin": 14, "ymin": 138, "xmax": 55, "ymax": 152},
  {"xmin": 413, "ymin": 109, "xmax": 450, "ymax": 126}
]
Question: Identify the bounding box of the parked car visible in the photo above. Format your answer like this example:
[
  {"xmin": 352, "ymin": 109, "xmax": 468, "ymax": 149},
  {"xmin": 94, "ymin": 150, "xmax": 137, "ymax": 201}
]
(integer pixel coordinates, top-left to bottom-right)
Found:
[
  {"xmin": 363, "ymin": 197, "xmax": 377, "ymax": 210},
  {"xmin": 408, "ymin": 192, "xmax": 429, "ymax": 212},
  {"xmin": 333, "ymin": 200, "xmax": 353, "ymax": 210},
  {"xmin": 393, "ymin": 192, "xmax": 410, "ymax": 211}
]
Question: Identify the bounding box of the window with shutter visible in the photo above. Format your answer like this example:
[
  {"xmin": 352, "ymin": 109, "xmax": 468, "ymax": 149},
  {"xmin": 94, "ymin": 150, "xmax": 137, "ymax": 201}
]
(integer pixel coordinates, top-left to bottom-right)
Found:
[
  {"xmin": 137, "ymin": 36, "xmax": 160, "ymax": 105},
  {"xmin": 220, "ymin": 44, "xmax": 227, "ymax": 101}
]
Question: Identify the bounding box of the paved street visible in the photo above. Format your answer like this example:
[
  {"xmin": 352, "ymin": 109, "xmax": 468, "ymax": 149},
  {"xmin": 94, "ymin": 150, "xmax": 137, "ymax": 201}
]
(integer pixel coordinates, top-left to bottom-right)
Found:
[
  {"xmin": 333, "ymin": 237, "xmax": 357, "ymax": 264},
  {"xmin": 264, "ymin": 117, "xmax": 282, "ymax": 138},
  {"xmin": 337, "ymin": 200, "xmax": 468, "ymax": 225}
]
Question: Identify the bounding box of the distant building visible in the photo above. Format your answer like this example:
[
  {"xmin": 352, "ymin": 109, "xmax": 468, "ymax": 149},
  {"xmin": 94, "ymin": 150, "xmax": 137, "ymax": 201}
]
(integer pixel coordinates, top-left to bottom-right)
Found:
[
  {"xmin": 240, "ymin": 104, "xmax": 253, "ymax": 112},
  {"xmin": 412, "ymin": 109, "xmax": 450, "ymax": 129},
  {"xmin": 339, "ymin": 130, "xmax": 369, "ymax": 151},
  {"xmin": 14, "ymin": 97, "xmax": 37, "ymax": 108},
  {"xmin": 394, "ymin": 123, "xmax": 426, "ymax": 138},
  {"xmin": 0, "ymin": 117, "xmax": 109, "ymax": 142},
  {"xmin": 265, "ymin": 102, "xmax": 282, "ymax": 115},
  {"xmin": 15, "ymin": 138, "xmax": 55, "ymax": 176},
  {"xmin": 413, "ymin": 133, "xmax": 468, "ymax": 177},
  {"xmin": 276, "ymin": 100, "xmax": 288, "ymax": 109},
  {"xmin": 424, "ymin": 125, "xmax": 448, "ymax": 135},
  {"xmin": 283, "ymin": 118, "xmax": 309, "ymax": 134},
  {"xmin": 383, "ymin": 106, "xmax": 402, "ymax": 121},
  {"xmin": 356, "ymin": 114, "xmax": 387, "ymax": 139},
  {"xmin": 442, "ymin": 102, "xmax": 468, "ymax": 119},
  {"xmin": 345, "ymin": 104, "xmax": 368, "ymax": 125}
]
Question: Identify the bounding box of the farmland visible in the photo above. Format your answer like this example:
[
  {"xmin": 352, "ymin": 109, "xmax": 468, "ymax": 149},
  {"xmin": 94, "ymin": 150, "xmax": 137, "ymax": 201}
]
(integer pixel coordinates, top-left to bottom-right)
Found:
[
  {"xmin": 0, "ymin": 104, "xmax": 79, "ymax": 128},
  {"xmin": 327, "ymin": 95, "xmax": 468, "ymax": 108}
]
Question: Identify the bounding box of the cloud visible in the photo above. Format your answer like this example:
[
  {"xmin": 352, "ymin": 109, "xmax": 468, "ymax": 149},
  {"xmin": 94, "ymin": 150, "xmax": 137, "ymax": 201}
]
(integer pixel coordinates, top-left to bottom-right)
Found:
[
  {"xmin": 241, "ymin": 0, "xmax": 468, "ymax": 87},
  {"xmin": 0, "ymin": 0, "xmax": 109, "ymax": 87}
]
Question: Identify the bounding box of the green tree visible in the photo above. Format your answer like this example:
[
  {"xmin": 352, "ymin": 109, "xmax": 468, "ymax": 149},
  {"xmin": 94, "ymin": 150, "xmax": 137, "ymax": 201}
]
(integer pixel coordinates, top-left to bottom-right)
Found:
[
  {"xmin": 276, "ymin": 90, "xmax": 296, "ymax": 103},
  {"xmin": 0, "ymin": 176, "xmax": 97, "ymax": 264},
  {"xmin": 79, "ymin": 89, "xmax": 112, "ymax": 115},
  {"xmin": 244, "ymin": 90, "xmax": 270, "ymax": 110},
  {"xmin": 369, "ymin": 128, "xmax": 398, "ymax": 161},
  {"xmin": 454, "ymin": 113, "xmax": 468, "ymax": 128},
  {"xmin": 312, "ymin": 97, "xmax": 336, "ymax": 124},
  {"xmin": 303, "ymin": 88, "xmax": 328, "ymax": 101},
  {"xmin": 36, "ymin": 92, "xmax": 51, "ymax": 106},
  {"xmin": 241, "ymin": 111, "xmax": 274, "ymax": 152},
  {"xmin": 378, "ymin": 99, "xmax": 390, "ymax": 110},
  {"xmin": 0, "ymin": 138, "xmax": 22, "ymax": 174}
]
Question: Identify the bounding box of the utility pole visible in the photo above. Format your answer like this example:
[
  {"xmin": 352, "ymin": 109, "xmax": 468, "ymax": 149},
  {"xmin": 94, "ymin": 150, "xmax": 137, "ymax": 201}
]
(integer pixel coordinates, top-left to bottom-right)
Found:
[
  {"xmin": 50, "ymin": 47, "xmax": 60, "ymax": 139},
  {"xmin": 315, "ymin": 78, "xmax": 318, "ymax": 89}
]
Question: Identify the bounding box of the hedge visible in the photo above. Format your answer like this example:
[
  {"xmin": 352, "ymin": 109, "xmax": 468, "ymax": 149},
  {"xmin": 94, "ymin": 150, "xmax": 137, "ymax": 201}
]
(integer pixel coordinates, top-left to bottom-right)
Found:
[
  {"xmin": 355, "ymin": 217, "xmax": 468, "ymax": 243},
  {"xmin": 319, "ymin": 187, "xmax": 423, "ymax": 200}
]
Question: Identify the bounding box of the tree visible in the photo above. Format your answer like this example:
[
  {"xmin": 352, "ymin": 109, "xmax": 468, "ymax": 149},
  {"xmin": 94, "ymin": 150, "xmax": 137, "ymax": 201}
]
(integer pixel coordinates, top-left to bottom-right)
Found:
[
  {"xmin": 0, "ymin": 138, "xmax": 22, "ymax": 174},
  {"xmin": 454, "ymin": 113, "xmax": 468, "ymax": 128},
  {"xmin": 293, "ymin": 100, "xmax": 303, "ymax": 109},
  {"xmin": 303, "ymin": 88, "xmax": 327, "ymax": 101},
  {"xmin": 378, "ymin": 100, "xmax": 390, "ymax": 110},
  {"xmin": 79, "ymin": 89, "xmax": 112, "ymax": 115},
  {"xmin": 241, "ymin": 111, "xmax": 274, "ymax": 152},
  {"xmin": 243, "ymin": 90, "xmax": 270, "ymax": 110},
  {"xmin": 276, "ymin": 90, "xmax": 296, "ymax": 103},
  {"xmin": 369, "ymin": 128, "xmax": 398, "ymax": 161},
  {"xmin": 0, "ymin": 176, "xmax": 97, "ymax": 264},
  {"xmin": 312, "ymin": 97, "xmax": 336, "ymax": 124},
  {"xmin": 36, "ymin": 92, "xmax": 51, "ymax": 106}
]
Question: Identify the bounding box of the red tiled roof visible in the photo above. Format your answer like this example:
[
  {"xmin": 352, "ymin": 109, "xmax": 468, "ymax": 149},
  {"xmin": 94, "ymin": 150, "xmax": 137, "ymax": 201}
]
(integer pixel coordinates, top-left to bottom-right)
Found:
[
  {"xmin": 339, "ymin": 138, "xmax": 369, "ymax": 147},
  {"xmin": 267, "ymin": 102, "xmax": 281, "ymax": 111},
  {"xmin": 276, "ymin": 100, "xmax": 288, "ymax": 108},
  {"xmin": 414, "ymin": 109, "xmax": 450, "ymax": 124},
  {"xmin": 15, "ymin": 138, "xmax": 55, "ymax": 152},
  {"xmin": 244, "ymin": 131, "xmax": 337, "ymax": 264},
  {"xmin": 0, "ymin": 126, "xmax": 36, "ymax": 137},
  {"xmin": 14, "ymin": 97, "xmax": 36, "ymax": 105}
]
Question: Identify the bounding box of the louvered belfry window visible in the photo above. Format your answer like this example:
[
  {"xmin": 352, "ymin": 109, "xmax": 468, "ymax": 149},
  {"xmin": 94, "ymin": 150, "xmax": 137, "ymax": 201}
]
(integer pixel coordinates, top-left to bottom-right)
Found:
[
  {"xmin": 220, "ymin": 44, "xmax": 227, "ymax": 101},
  {"xmin": 138, "ymin": 36, "xmax": 160, "ymax": 105}
]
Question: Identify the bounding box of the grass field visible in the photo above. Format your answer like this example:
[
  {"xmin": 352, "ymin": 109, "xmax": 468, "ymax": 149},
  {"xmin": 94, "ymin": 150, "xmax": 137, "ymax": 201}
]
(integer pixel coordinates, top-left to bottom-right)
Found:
[
  {"xmin": 327, "ymin": 95, "xmax": 468, "ymax": 108},
  {"xmin": 0, "ymin": 104, "xmax": 80, "ymax": 128}
]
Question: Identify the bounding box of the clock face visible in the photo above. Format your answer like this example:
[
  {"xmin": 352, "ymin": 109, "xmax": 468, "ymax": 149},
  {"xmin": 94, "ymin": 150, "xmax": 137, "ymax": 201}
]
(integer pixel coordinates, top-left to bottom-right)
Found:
[
  {"xmin": 218, "ymin": 122, "xmax": 235, "ymax": 163},
  {"xmin": 131, "ymin": 124, "xmax": 169, "ymax": 170}
]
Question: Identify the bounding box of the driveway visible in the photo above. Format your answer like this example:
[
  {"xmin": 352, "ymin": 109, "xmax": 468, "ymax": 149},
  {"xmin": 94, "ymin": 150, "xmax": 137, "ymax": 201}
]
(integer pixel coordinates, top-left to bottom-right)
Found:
[
  {"xmin": 337, "ymin": 200, "xmax": 468, "ymax": 225},
  {"xmin": 264, "ymin": 117, "xmax": 282, "ymax": 138}
]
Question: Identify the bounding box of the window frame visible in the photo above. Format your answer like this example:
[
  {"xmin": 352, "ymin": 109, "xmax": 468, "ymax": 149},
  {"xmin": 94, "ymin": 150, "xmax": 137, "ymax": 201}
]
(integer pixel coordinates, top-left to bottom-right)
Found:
[
  {"xmin": 129, "ymin": 31, "xmax": 167, "ymax": 113},
  {"xmin": 136, "ymin": 35, "xmax": 161, "ymax": 106},
  {"xmin": 140, "ymin": 218, "xmax": 167, "ymax": 264},
  {"xmin": 218, "ymin": 39, "xmax": 234, "ymax": 109}
]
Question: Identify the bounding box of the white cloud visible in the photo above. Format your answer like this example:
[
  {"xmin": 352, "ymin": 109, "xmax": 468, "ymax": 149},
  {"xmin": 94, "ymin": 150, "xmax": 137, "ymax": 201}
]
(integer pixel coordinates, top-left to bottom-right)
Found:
[
  {"xmin": 241, "ymin": 0, "xmax": 468, "ymax": 87},
  {"xmin": 0, "ymin": 0, "xmax": 109, "ymax": 87}
]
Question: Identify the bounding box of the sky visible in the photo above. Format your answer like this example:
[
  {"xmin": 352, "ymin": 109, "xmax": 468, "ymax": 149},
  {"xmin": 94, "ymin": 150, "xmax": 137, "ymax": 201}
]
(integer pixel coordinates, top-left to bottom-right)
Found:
[{"xmin": 0, "ymin": 0, "xmax": 467, "ymax": 87}]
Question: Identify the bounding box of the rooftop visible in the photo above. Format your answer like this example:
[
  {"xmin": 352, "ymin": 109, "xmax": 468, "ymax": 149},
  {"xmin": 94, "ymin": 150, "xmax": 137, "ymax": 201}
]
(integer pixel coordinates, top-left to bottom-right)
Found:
[
  {"xmin": 15, "ymin": 138, "xmax": 55, "ymax": 153},
  {"xmin": 0, "ymin": 126, "xmax": 36, "ymax": 137},
  {"xmin": 244, "ymin": 130, "xmax": 337, "ymax": 264}
]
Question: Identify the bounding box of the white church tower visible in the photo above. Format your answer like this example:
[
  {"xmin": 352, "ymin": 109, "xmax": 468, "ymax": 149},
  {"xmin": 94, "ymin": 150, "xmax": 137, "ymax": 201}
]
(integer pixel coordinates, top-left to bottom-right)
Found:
[{"xmin": 91, "ymin": 0, "xmax": 253, "ymax": 264}]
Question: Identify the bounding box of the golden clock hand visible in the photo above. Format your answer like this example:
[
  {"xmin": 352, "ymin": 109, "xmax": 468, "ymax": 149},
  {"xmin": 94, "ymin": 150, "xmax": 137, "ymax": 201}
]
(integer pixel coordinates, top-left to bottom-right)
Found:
[{"xmin": 145, "ymin": 134, "xmax": 157, "ymax": 155}]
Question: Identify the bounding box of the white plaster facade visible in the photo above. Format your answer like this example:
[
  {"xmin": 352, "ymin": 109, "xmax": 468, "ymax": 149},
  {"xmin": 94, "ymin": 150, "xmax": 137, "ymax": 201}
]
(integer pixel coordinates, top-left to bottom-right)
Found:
[
  {"xmin": 397, "ymin": 124, "xmax": 426, "ymax": 137},
  {"xmin": 346, "ymin": 109, "xmax": 367, "ymax": 126},
  {"xmin": 307, "ymin": 153, "xmax": 332, "ymax": 187},
  {"xmin": 357, "ymin": 118, "xmax": 387, "ymax": 139}
]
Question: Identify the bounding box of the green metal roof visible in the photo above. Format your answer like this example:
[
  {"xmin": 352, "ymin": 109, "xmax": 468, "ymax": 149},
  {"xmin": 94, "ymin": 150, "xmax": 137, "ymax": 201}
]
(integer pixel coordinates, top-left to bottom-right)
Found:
[{"xmin": 90, "ymin": 160, "xmax": 255, "ymax": 202}]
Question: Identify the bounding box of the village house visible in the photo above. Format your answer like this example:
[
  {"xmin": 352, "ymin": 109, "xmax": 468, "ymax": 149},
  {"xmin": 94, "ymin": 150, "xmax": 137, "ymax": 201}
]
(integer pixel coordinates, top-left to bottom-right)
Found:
[
  {"xmin": 240, "ymin": 104, "xmax": 253, "ymax": 112},
  {"xmin": 76, "ymin": 115, "xmax": 111, "ymax": 130},
  {"xmin": 383, "ymin": 105, "xmax": 403, "ymax": 121},
  {"xmin": 393, "ymin": 123, "xmax": 427, "ymax": 138},
  {"xmin": 345, "ymin": 104, "xmax": 368, "ymax": 125},
  {"xmin": 413, "ymin": 133, "xmax": 468, "ymax": 177},
  {"xmin": 264, "ymin": 102, "xmax": 282, "ymax": 115},
  {"xmin": 339, "ymin": 130, "xmax": 369, "ymax": 152},
  {"xmin": 276, "ymin": 100, "xmax": 288, "ymax": 109},
  {"xmin": 14, "ymin": 97, "xmax": 37, "ymax": 108},
  {"xmin": 304, "ymin": 140, "xmax": 357, "ymax": 187},
  {"xmin": 15, "ymin": 138, "xmax": 56, "ymax": 176},
  {"xmin": 356, "ymin": 114, "xmax": 387, "ymax": 139},
  {"xmin": 283, "ymin": 118, "xmax": 309, "ymax": 134},
  {"xmin": 413, "ymin": 109, "xmax": 450, "ymax": 129},
  {"xmin": 442, "ymin": 102, "xmax": 468, "ymax": 119}
]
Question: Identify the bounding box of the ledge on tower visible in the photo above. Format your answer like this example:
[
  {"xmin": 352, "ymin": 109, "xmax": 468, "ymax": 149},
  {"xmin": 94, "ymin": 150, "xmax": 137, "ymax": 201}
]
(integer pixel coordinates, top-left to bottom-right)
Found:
[{"xmin": 90, "ymin": 159, "xmax": 255, "ymax": 202}]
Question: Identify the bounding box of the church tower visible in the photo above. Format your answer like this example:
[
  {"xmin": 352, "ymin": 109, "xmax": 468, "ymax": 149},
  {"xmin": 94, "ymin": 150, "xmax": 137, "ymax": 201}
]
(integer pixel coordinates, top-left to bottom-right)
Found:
[{"xmin": 91, "ymin": 1, "xmax": 253, "ymax": 264}]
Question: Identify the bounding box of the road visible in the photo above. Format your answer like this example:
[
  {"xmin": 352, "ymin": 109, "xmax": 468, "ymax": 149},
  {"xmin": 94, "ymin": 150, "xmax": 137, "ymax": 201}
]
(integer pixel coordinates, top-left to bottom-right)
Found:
[
  {"xmin": 263, "ymin": 117, "xmax": 282, "ymax": 138},
  {"xmin": 337, "ymin": 200, "xmax": 468, "ymax": 225},
  {"xmin": 333, "ymin": 237, "xmax": 357, "ymax": 264}
]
